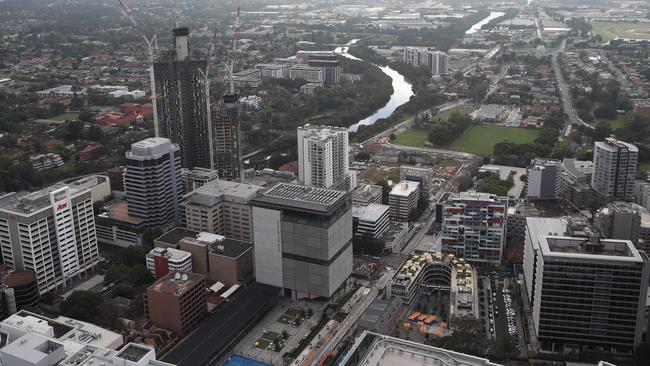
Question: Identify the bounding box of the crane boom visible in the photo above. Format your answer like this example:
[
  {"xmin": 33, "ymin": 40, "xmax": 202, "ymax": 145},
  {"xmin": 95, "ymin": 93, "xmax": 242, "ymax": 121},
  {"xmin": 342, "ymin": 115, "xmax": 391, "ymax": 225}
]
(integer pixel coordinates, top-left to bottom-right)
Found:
[
  {"xmin": 114, "ymin": 0, "xmax": 160, "ymax": 136},
  {"xmin": 229, "ymin": 6, "xmax": 241, "ymax": 94}
]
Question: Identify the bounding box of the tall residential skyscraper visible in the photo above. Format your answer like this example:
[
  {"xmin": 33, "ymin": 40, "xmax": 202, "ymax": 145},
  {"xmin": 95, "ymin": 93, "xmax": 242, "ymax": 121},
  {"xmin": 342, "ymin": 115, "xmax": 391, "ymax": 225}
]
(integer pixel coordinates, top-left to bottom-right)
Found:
[
  {"xmin": 213, "ymin": 93, "xmax": 241, "ymax": 180},
  {"xmin": 591, "ymin": 137, "xmax": 638, "ymax": 201},
  {"xmin": 251, "ymin": 183, "xmax": 353, "ymax": 298},
  {"xmin": 124, "ymin": 138, "xmax": 182, "ymax": 229},
  {"xmin": 524, "ymin": 217, "xmax": 649, "ymax": 354},
  {"xmin": 402, "ymin": 48, "xmax": 448, "ymax": 75},
  {"xmin": 297, "ymin": 124, "xmax": 352, "ymax": 190},
  {"xmin": 441, "ymin": 192, "xmax": 508, "ymax": 265},
  {"xmin": 154, "ymin": 26, "xmax": 211, "ymax": 169},
  {"xmin": 427, "ymin": 51, "xmax": 448, "ymax": 75},
  {"xmin": 0, "ymin": 184, "xmax": 100, "ymax": 295}
]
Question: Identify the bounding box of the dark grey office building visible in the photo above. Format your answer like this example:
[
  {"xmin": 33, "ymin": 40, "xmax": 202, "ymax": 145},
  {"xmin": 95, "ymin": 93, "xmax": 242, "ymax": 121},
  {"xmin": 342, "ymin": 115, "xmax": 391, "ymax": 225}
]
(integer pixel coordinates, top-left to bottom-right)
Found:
[
  {"xmin": 251, "ymin": 183, "xmax": 353, "ymax": 298},
  {"xmin": 213, "ymin": 93, "xmax": 240, "ymax": 180},
  {"xmin": 154, "ymin": 26, "xmax": 211, "ymax": 169}
]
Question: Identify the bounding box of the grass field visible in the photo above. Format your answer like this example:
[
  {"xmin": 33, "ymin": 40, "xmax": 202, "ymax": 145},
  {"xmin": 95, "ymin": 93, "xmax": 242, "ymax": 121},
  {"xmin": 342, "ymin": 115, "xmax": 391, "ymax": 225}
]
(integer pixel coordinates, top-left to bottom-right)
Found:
[
  {"xmin": 393, "ymin": 106, "xmax": 476, "ymax": 148},
  {"xmin": 51, "ymin": 112, "xmax": 79, "ymax": 121},
  {"xmin": 447, "ymin": 125, "xmax": 541, "ymax": 156},
  {"xmin": 254, "ymin": 331, "xmax": 285, "ymax": 351},
  {"xmin": 394, "ymin": 128, "xmax": 429, "ymax": 147},
  {"xmin": 591, "ymin": 21, "xmax": 650, "ymax": 42},
  {"xmin": 593, "ymin": 114, "xmax": 628, "ymax": 130},
  {"xmin": 433, "ymin": 106, "xmax": 475, "ymax": 121}
]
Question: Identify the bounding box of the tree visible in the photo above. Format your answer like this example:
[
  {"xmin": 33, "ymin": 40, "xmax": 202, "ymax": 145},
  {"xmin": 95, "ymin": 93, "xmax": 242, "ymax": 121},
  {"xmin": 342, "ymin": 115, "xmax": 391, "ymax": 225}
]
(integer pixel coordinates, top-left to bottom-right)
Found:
[
  {"xmin": 142, "ymin": 228, "xmax": 163, "ymax": 247},
  {"xmin": 49, "ymin": 102, "xmax": 66, "ymax": 117},
  {"xmin": 78, "ymin": 110, "xmax": 94, "ymax": 122},
  {"xmin": 352, "ymin": 234, "xmax": 385, "ymax": 255},
  {"xmin": 593, "ymin": 122, "xmax": 613, "ymax": 141},
  {"xmin": 389, "ymin": 133, "xmax": 396, "ymax": 141},
  {"xmin": 355, "ymin": 151, "xmax": 371, "ymax": 161},
  {"xmin": 593, "ymin": 103, "xmax": 618, "ymax": 120},
  {"xmin": 60, "ymin": 291, "xmax": 114, "ymax": 326},
  {"xmin": 84, "ymin": 125, "xmax": 104, "ymax": 142},
  {"xmin": 442, "ymin": 316, "xmax": 491, "ymax": 357},
  {"xmin": 492, "ymin": 335, "xmax": 516, "ymax": 362}
]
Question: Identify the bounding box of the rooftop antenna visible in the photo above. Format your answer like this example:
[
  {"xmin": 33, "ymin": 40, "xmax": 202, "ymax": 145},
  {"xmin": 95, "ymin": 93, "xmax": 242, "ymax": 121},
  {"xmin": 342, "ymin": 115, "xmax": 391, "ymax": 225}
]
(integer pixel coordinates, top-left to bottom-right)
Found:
[{"xmin": 116, "ymin": 0, "xmax": 160, "ymax": 136}]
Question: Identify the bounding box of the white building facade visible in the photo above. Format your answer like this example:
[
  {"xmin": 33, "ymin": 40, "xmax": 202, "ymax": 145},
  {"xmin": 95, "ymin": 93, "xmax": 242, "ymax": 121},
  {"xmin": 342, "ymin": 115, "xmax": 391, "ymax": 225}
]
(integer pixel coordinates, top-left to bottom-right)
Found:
[
  {"xmin": 0, "ymin": 185, "xmax": 100, "ymax": 295},
  {"xmin": 591, "ymin": 138, "xmax": 638, "ymax": 201},
  {"xmin": 297, "ymin": 125, "xmax": 352, "ymax": 190}
]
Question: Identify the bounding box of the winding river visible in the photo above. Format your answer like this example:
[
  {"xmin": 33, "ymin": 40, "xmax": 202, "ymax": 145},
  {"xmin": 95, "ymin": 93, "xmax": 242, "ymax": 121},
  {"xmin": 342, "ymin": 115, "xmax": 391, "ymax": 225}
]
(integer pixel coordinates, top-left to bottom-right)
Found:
[
  {"xmin": 465, "ymin": 11, "xmax": 506, "ymax": 35},
  {"xmin": 334, "ymin": 42, "xmax": 414, "ymax": 133}
]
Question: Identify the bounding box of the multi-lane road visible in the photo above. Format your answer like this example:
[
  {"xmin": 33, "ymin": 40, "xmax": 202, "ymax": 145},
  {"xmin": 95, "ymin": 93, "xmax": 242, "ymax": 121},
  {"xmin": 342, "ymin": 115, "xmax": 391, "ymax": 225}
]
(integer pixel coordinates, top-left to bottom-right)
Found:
[{"xmin": 552, "ymin": 38, "xmax": 594, "ymax": 137}]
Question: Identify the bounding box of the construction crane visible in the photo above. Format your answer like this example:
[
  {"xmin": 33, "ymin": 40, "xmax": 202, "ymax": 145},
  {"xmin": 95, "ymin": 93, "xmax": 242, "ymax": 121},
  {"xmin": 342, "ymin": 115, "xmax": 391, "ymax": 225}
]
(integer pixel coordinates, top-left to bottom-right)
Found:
[
  {"xmin": 199, "ymin": 24, "xmax": 219, "ymax": 170},
  {"xmin": 116, "ymin": 0, "xmax": 160, "ymax": 136},
  {"xmin": 229, "ymin": 6, "xmax": 241, "ymax": 94}
]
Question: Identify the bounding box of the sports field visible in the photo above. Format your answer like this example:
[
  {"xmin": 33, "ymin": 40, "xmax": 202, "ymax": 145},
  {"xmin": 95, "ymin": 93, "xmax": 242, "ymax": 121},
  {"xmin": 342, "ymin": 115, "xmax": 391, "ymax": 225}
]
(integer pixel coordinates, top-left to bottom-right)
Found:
[
  {"xmin": 393, "ymin": 128, "xmax": 429, "ymax": 147},
  {"xmin": 393, "ymin": 105, "xmax": 475, "ymax": 148},
  {"xmin": 591, "ymin": 21, "xmax": 650, "ymax": 42},
  {"xmin": 447, "ymin": 125, "xmax": 540, "ymax": 156}
]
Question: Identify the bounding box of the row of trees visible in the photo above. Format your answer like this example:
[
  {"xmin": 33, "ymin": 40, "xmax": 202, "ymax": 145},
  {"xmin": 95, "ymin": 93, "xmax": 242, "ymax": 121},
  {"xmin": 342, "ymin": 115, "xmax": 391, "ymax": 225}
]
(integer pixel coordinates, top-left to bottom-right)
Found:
[{"xmin": 427, "ymin": 112, "xmax": 473, "ymax": 147}]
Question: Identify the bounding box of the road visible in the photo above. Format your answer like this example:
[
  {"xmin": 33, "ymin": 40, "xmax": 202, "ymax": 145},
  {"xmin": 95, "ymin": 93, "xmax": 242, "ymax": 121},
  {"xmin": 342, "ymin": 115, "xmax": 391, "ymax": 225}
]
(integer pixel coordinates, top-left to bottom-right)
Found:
[
  {"xmin": 483, "ymin": 65, "xmax": 508, "ymax": 103},
  {"xmin": 552, "ymin": 38, "xmax": 594, "ymax": 137},
  {"xmin": 599, "ymin": 49, "xmax": 631, "ymax": 92},
  {"xmin": 398, "ymin": 160, "xmax": 473, "ymax": 255}
]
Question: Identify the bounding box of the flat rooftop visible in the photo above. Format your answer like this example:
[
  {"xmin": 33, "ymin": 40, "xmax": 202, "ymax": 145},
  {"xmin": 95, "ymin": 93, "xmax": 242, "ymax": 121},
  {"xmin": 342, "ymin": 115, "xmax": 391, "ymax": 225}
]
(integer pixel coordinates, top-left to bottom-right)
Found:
[
  {"xmin": 181, "ymin": 232, "xmax": 253, "ymax": 259},
  {"xmin": 101, "ymin": 200, "xmax": 145, "ymax": 226},
  {"xmin": 539, "ymin": 235, "xmax": 644, "ymax": 263},
  {"xmin": 126, "ymin": 137, "xmax": 178, "ymax": 160},
  {"xmin": 184, "ymin": 179, "xmax": 263, "ymax": 206},
  {"xmin": 148, "ymin": 247, "xmax": 192, "ymax": 262},
  {"xmin": 0, "ymin": 184, "xmax": 87, "ymax": 215},
  {"xmin": 147, "ymin": 271, "xmax": 204, "ymax": 297},
  {"xmin": 155, "ymin": 227, "xmax": 199, "ymax": 247},
  {"xmin": 252, "ymin": 183, "xmax": 349, "ymax": 213},
  {"xmin": 389, "ymin": 181, "xmax": 420, "ymax": 197},
  {"xmin": 352, "ymin": 203, "xmax": 390, "ymax": 222},
  {"xmin": 452, "ymin": 191, "xmax": 507, "ymax": 203},
  {"xmin": 596, "ymin": 137, "xmax": 638, "ymax": 153},
  {"xmin": 340, "ymin": 332, "xmax": 501, "ymax": 366}
]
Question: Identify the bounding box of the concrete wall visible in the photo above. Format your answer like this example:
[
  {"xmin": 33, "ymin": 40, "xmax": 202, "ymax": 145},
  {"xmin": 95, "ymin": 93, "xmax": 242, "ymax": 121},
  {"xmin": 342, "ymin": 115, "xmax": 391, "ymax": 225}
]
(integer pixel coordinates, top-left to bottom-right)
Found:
[{"xmin": 252, "ymin": 207, "xmax": 283, "ymax": 288}]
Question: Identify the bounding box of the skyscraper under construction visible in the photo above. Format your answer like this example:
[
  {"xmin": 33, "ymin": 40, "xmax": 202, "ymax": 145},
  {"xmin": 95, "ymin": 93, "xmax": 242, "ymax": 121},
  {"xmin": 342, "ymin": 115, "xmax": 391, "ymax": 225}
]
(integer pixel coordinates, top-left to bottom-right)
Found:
[
  {"xmin": 154, "ymin": 26, "xmax": 211, "ymax": 169},
  {"xmin": 212, "ymin": 92, "xmax": 241, "ymax": 180}
]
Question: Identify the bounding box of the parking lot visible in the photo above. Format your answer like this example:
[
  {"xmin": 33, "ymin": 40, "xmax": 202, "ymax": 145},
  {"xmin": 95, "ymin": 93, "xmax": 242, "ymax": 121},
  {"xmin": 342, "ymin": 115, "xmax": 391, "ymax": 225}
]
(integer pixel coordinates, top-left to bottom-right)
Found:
[{"xmin": 479, "ymin": 272, "xmax": 525, "ymax": 354}]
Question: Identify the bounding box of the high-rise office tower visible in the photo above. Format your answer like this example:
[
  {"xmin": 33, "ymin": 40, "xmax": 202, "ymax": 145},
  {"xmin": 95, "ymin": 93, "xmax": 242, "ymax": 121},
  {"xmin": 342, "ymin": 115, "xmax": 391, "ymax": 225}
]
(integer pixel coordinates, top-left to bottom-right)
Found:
[
  {"xmin": 524, "ymin": 217, "xmax": 649, "ymax": 354},
  {"xmin": 591, "ymin": 137, "xmax": 638, "ymax": 201},
  {"xmin": 124, "ymin": 138, "xmax": 183, "ymax": 229},
  {"xmin": 154, "ymin": 26, "xmax": 211, "ymax": 169},
  {"xmin": 297, "ymin": 124, "xmax": 352, "ymax": 190},
  {"xmin": 251, "ymin": 183, "xmax": 353, "ymax": 298},
  {"xmin": 213, "ymin": 93, "xmax": 241, "ymax": 180},
  {"xmin": 0, "ymin": 184, "xmax": 100, "ymax": 294}
]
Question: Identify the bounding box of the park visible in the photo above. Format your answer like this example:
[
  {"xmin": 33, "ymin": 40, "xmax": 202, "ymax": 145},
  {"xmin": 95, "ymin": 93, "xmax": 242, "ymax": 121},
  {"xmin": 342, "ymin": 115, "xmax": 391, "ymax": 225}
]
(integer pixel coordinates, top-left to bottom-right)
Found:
[
  {"xmin": 591, "ymin": 21, "xmax": 650, "ymax": 42},
  {"xmin": 395, "ymin": 124, "xmax": 541, "ymax": 156}
]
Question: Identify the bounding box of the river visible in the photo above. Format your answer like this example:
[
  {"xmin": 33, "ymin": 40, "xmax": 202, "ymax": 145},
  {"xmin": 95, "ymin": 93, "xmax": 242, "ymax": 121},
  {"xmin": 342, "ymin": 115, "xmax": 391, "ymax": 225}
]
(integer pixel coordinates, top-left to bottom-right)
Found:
[
  {"xmin": 334, "ymin": 42, "xmax": 414, "ymax": 133},
  {"xmin": 465, "ymin": 11, "xmax": 506, "ymax": 35}
]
